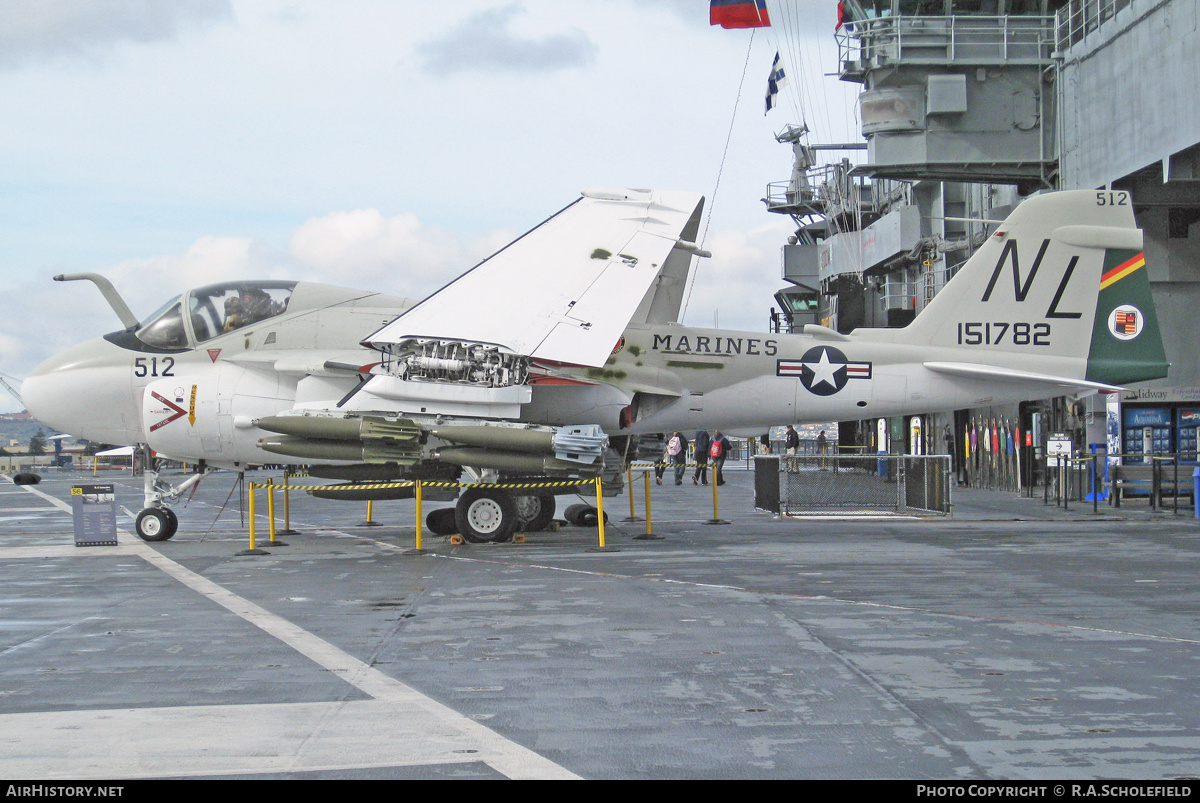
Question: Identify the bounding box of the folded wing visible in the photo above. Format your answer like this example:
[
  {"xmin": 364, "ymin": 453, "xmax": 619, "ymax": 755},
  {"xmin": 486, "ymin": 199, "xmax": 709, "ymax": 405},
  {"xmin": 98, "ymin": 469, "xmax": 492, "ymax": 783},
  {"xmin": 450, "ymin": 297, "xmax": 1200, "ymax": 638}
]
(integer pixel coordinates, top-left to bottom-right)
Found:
[{"xmin": 362, "ymin": 187, "xmax": 706, "ymax": 368}]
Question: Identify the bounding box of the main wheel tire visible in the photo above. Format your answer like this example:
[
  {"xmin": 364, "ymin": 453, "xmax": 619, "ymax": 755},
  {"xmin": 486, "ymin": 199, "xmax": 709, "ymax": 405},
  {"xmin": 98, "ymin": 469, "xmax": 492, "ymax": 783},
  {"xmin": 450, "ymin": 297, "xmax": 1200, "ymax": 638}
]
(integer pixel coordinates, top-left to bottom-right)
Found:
[
  {"xmin": 135, "ymin": 508, "xmax": 177, "ymax": 542},
  {"xmin": 564, "ymin": 503, "xmax": 607, "ymax": 527},
  {"xmin": 563, "ymin": 503, "xmax": 589, "ymax": 526},
  {"xmin": 454, "ymin": 487, "xmax": 517, "ymax": 543},
  {"xmin": 425, "ymin": 507, "xmax": 458, "ymax": 536},
  {"xmin": 514, "ymin": 494, "xmax": 556, "ymax": 532}
]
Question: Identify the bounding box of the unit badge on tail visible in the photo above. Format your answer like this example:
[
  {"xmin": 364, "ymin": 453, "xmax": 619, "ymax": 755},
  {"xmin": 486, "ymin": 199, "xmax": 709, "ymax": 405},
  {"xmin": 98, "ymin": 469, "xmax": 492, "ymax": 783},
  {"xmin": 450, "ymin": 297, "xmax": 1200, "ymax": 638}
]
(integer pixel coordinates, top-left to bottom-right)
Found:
[{"xmin": 1108, "ymin": 305, "xmax": 1143, "ymax": 340}]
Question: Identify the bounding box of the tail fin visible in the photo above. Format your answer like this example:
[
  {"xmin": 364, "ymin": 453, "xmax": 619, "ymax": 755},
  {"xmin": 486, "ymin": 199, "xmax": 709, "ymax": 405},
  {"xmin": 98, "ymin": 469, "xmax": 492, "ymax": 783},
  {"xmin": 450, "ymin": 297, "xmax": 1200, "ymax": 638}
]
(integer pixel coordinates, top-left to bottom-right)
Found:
[{"xmin": 901, "ymin": 189, "xmax": 1168, "ymax": 385}]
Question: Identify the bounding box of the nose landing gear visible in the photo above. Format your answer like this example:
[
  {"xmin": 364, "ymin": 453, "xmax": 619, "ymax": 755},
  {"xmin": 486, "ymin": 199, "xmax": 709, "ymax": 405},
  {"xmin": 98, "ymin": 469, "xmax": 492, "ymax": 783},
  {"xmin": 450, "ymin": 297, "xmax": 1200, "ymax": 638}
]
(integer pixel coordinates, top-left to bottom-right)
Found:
[
  {"xmin": 135, "ymin": 507, "xmax": 178, "ymax": 541},
  {"xmin": 134, "ymin": 445, "xmax": 206, "ymax": 542}
]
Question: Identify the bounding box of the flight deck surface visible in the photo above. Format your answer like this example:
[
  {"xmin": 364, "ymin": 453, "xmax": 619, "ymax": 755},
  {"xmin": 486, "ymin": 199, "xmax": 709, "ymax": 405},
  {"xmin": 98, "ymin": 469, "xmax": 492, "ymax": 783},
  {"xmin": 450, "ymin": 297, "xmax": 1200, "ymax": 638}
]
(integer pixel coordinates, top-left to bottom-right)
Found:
[{"xmin": 1, "ymin": 467, "xmax": 1198, "ymax": 780}]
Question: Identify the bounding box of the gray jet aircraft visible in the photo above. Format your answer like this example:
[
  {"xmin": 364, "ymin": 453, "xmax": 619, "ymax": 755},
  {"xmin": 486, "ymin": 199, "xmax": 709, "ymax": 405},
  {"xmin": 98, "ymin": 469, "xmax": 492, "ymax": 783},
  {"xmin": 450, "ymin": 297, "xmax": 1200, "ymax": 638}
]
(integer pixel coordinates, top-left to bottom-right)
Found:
[{"xmin": 22, "ymin": 187, "xmax": 1168, "ymax": 541}]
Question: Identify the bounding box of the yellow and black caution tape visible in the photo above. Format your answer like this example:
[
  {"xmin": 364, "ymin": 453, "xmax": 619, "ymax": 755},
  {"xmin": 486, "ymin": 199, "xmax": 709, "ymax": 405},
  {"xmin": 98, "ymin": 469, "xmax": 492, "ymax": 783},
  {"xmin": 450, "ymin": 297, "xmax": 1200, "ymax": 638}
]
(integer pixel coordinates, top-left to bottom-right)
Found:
[{"xmin": 247, "ymin": 478, "xmax": 589, "ymax": 493}]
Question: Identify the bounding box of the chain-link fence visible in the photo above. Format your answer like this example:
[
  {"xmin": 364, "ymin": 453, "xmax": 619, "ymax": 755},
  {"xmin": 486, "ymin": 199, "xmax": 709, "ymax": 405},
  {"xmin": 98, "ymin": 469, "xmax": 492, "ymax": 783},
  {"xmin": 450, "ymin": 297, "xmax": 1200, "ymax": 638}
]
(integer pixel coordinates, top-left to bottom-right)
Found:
[{"xmin": 757, "ymin": 455, "xmax": 952, "ymax": 516}]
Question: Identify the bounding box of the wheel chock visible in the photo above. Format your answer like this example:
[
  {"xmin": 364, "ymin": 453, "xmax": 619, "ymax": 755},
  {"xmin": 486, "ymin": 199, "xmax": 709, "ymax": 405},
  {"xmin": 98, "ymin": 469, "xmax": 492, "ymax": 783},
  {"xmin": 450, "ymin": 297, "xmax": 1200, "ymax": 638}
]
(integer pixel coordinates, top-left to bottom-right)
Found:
[
  {"xmin": 449, "ymin": 534, "xmax": 465, "ymax": 545},
  {"xmin": 513, "ymin": 533, "xmax": 526, "ymax": 543}
]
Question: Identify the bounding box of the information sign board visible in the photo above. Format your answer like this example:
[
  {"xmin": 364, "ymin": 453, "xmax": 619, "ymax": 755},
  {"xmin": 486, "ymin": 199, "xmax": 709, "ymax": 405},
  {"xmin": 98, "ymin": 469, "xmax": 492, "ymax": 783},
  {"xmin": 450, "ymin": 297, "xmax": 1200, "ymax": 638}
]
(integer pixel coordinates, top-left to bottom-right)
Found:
[
  {"xmin": 71, "ymin": 484, "xmax": 118, "ymax": 547},
  {"xmin": 1047, "ymin": 433, "xmax": 1072, "ymax": 467}
]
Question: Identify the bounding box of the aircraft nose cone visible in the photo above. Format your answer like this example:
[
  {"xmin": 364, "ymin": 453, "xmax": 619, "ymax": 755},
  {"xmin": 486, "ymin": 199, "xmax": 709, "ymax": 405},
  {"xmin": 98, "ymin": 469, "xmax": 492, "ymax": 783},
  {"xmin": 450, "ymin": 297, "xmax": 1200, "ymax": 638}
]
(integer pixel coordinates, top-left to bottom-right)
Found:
[{"xmin": 24, "ymin": 339, "xmax": 139, "ymax": 444}]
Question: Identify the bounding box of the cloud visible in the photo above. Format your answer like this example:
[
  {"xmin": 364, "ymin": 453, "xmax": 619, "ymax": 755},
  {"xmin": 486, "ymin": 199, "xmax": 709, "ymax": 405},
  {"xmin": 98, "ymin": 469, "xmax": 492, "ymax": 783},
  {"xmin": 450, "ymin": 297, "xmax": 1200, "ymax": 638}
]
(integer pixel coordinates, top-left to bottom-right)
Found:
[
  {"xmin": 0, "ymin": 0, "xmax": 232, "ymax": 69},
  {"xmin": 681, "ymin": 217, "xmax": 795, "ymax": 332},
  {"xmin": 416, "ymin": 4, "xmax": 597, "ymax": 75},
  {"xmin": 106, "ymin": 235, "xmax": 279, "ymax": 313},
  {"xmin": 287, "ymin": 209, "xmax": 512, "ymax": 300},
  {"xmin": 637, "ymin": 0, "xmax": 714, "ymax": 25}
]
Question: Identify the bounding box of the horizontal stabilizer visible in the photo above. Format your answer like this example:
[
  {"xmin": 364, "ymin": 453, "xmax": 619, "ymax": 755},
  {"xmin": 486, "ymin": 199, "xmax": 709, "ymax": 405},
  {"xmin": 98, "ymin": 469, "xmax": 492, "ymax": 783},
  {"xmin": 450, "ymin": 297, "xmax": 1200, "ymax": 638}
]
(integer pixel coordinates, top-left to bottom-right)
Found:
[{"xmin": 924, "ymin": 361, "xmax": 1122, "ymax": 392}]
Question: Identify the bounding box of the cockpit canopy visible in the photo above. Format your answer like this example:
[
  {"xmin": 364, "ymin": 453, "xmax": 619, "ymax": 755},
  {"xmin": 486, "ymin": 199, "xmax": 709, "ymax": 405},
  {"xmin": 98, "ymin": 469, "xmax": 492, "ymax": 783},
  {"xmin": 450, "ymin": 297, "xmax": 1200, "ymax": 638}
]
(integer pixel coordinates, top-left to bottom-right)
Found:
[{"xmin": 136, "ymin": 281, "xmax": 296, "ymax": 349}]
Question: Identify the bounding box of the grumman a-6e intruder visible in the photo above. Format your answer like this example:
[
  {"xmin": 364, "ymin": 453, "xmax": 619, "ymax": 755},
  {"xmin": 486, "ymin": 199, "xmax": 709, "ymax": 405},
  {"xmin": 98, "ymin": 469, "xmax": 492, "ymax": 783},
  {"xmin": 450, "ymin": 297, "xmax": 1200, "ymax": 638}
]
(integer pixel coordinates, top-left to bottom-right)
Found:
[{"xmin": 23, "ymin": 188, "xmax": 1168, "ymax": 541}]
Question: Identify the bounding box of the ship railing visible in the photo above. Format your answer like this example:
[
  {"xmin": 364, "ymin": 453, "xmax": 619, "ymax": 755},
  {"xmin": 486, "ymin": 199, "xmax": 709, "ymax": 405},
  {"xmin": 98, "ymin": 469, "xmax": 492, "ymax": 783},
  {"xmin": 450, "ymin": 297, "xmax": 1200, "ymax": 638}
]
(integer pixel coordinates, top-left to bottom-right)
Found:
[
  {"xmin": 836, "ymin": 14, "xmax": 1055, "ymax": 72},
  {"xmin": 1055, "ymin": 0, "xmax": 1135, "ymax": 51}
]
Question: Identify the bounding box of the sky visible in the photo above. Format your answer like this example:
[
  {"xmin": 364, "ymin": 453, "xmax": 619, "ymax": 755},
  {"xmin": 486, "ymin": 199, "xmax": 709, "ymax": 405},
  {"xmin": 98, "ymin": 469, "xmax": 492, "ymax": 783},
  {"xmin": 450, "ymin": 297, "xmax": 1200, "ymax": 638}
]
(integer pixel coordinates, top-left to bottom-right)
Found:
[{"xmin": 0, "ymin": 0, "xmax": 861, "ymax": 414}]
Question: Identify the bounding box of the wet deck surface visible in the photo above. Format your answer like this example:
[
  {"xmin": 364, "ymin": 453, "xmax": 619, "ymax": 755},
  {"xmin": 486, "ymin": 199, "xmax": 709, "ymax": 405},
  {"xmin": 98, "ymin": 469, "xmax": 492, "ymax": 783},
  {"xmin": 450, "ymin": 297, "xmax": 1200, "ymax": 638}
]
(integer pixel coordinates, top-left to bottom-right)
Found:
[{"xmin": 1, "ymin": 468, "xmax": 1198, "ymax": 779}]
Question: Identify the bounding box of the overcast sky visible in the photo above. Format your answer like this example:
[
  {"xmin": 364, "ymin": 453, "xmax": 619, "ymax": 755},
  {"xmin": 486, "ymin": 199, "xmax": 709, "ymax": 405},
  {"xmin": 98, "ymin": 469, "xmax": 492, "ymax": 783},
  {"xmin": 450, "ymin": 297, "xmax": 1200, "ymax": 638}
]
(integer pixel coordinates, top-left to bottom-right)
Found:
[{"xmin": 0, "ymin": 0, "xmax": 860, "ymax": 414}]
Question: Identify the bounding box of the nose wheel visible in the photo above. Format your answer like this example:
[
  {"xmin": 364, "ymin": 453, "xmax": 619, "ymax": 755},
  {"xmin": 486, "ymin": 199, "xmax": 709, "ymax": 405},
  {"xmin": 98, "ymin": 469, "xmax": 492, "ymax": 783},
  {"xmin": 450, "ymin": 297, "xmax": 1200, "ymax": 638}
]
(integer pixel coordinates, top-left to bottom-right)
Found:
[{"xmin": 135, "ymin": 507, "xmax": 178, "ymax": 541}]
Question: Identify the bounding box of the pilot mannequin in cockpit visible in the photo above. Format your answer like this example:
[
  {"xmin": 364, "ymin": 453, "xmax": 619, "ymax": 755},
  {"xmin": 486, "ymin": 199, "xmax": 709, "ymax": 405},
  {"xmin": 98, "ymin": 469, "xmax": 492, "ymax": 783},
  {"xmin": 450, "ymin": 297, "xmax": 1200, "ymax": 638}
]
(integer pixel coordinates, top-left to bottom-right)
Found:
[{"xmin": 223, "ymin": 295, "xmax": 247, "ymax": 332}]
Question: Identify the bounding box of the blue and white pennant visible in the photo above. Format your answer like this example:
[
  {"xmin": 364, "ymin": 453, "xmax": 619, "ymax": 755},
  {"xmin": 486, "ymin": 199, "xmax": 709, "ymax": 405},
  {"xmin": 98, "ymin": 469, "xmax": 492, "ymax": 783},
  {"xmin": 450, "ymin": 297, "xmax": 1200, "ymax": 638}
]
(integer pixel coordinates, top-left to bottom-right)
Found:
[{"xmin": 765, "ymin": 51, "xmax": 787, "ymax": 114}]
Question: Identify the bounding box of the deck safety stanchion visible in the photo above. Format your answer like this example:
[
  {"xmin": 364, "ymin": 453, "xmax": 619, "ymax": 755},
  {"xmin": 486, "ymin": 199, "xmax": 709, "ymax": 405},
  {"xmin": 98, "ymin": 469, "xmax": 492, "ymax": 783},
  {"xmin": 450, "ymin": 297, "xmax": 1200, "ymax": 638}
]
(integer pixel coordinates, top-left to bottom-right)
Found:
[
  {"xmin": 280, "ymin": 470, "xmax": 298, "ymax": 535},
  {"xmin": 1173, "ymin": 457, "xmax": 1180, "ymax": 515},
  {"xmin": 415, "ymin": 481, "xmax": 422, "ymax": 548},
  {"xmin": 266, "ymin": 479, "xmax": 288, "ymax": 545},
  {"xmin": 237, "ymin": 482, "xmax": 269, "ymax": 556},
  {"xmin": 623, "ymin": 465, "xmax": 641, "ymax": 521},
  {"xmin": 595, "ymin": 477, "xmax": 606, "ymax": 547},
  {"xmin": 587, "ymin": 477, "xmax": 618, "ymax": 552},
  {"xmin": 360, "ymin": 499, "xmax": 381, "ymax": 527},
  {"xmin": 634, "ymin": 469, "xmax": 661, "ymax": 540},
  {"xmin": 705, "ymin": 467, "xmax": 729, "ymax": 525},
  {"xmin": 644, "ymin": 470, "xmax": 652, "ymax": 536},
  {"xmin": 267, "ymin": 480, "xmax": 277, "ymax": 542},
  {"xmin": 408, "ymin": 480, "xmax": 430, "ymax": 555}
]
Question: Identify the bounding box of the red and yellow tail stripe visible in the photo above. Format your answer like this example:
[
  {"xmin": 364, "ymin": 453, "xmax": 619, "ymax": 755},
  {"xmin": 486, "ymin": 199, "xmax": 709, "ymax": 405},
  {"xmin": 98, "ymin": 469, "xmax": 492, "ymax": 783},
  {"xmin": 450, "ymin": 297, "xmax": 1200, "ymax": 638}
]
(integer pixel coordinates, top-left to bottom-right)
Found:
[{"xmin": 1100, "ymin": 252, "xmax": 1146, "ymax": 290}]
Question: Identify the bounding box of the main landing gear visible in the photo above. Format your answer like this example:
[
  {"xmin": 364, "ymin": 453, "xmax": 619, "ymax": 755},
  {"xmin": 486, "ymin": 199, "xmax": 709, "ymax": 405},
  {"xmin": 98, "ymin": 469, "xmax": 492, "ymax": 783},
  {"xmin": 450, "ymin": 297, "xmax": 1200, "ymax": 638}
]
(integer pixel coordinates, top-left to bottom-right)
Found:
[
  {"xmin": 455, "ymin": 486, "xmax": 516, "ymax": 543},
  {"xmin": 435, "ymin": 487, "xmax": 557, "ymax": 544}
]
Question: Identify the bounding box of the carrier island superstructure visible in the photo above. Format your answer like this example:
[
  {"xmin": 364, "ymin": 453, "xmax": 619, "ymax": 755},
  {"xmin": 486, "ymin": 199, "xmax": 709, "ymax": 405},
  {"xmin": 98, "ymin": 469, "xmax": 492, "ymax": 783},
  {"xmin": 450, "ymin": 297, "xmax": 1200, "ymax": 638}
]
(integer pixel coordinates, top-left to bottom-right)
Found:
[{"xmin": 767, "ymin": 0, "xmax": 1200, "ymax": 486}]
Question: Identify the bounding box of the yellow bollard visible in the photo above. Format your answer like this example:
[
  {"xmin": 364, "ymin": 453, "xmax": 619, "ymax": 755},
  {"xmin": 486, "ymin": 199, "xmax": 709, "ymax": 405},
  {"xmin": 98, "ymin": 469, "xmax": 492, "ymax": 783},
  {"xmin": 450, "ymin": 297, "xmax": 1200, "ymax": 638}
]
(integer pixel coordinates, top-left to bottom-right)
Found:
[
  {"xmin": 625, "ymin": 465, "xmax": 637, "ymax": 521},
  {"xmin": 248, "ymin": 482, "xmax": 257, "ymax": 549},
  {"xmin": 587, "ymin": 477, "xmax": 619, "ymax": 551},
  {"xmin": 359, "ymin": 498, "xmax": 382, "ymax": 527},
  {"xmin": 595, "ymin": 477, "xmax": 606, "ymax": 547},
  {"xmin": 414, "ymin": 481, "xmax": 424, "ymax": 551},
  {"xmin": 644, "ymin": 470, "xmax": 653, "ymax": 537},
  {"xmin": 706, "ymin": 467, "xmax": 730, "ymax": 525},
  {"xmin": 237, "ymin": 481, "xmax": 271, "ymax": 555},
  {"xmin": 267, "ymin": 480, "xmax": 278, "ymax": 543},
  {"xmin": 280, "ymin": 470, "xmax": 296, "ymax": 535}
]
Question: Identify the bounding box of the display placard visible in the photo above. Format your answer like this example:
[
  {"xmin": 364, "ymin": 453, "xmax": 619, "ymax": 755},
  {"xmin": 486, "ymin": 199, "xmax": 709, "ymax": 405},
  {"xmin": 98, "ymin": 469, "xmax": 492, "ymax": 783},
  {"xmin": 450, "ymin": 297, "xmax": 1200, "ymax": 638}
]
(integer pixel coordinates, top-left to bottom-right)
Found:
[
  {"xmin": 71, "ymin": 484, "xmax": 118, "ymax": 547},
  {"xmin": 1047, "ymin": 433, "xmax": 1072, "ymax": 467}
]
